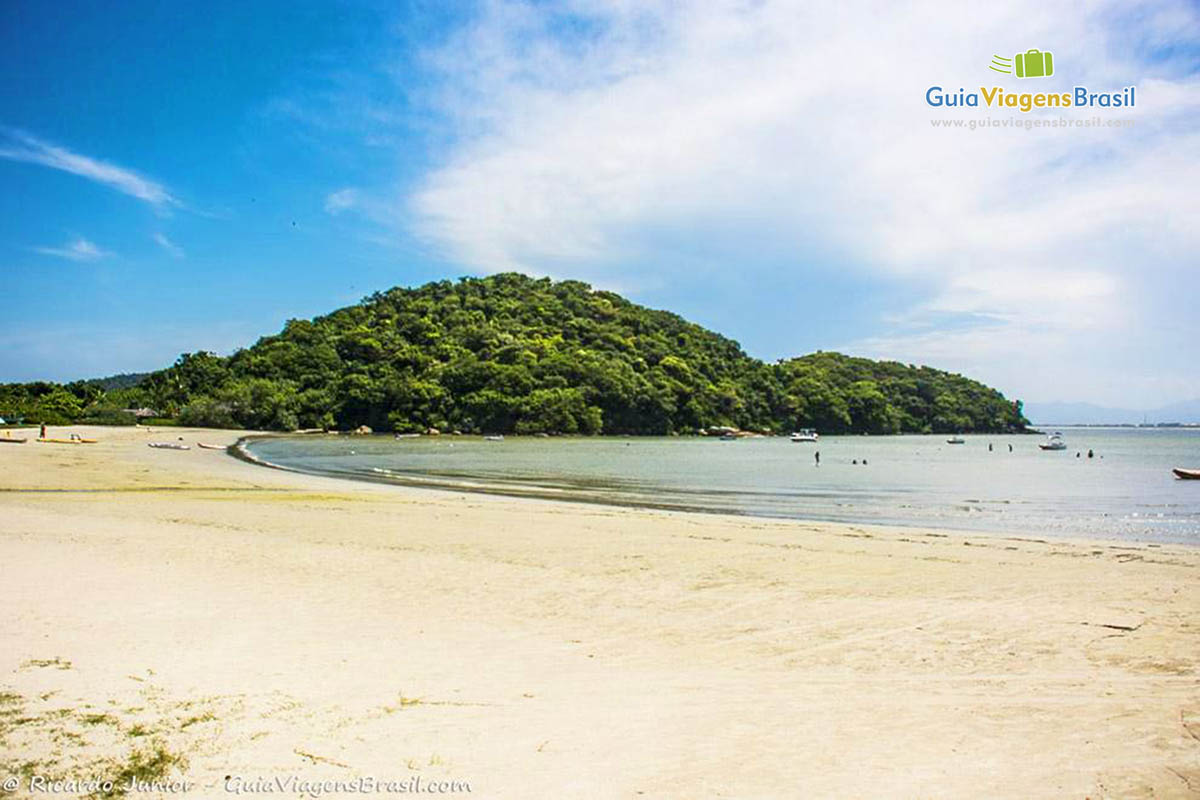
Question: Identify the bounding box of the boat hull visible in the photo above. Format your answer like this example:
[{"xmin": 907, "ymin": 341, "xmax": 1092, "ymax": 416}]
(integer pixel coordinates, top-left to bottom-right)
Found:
[{"xmin": 1174, "ymin": 468, "xmax": 1200, "ymax": 480}]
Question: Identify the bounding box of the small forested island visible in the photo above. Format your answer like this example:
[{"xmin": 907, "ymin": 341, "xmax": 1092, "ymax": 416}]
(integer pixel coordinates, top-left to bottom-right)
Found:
[{"xmin": 1, "ymin": 274, "xmax": 1028, "ymax": 435}]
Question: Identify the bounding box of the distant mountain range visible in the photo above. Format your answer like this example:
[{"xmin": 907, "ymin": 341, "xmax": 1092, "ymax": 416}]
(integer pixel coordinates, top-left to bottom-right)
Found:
[{"xmin": 1022, "ymin": 398, "xmax": 1200, "ymax": 426}]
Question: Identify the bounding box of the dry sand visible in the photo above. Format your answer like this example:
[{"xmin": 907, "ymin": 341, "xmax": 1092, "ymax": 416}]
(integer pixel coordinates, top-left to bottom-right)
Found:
[{"xmin": 1, "ymin": 425, "xmax": 1198, "ymax": 798}]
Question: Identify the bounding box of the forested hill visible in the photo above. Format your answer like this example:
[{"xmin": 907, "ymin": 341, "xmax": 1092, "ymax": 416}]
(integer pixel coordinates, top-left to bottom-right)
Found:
[{"xmin": 2, "ymin": 274, "xmax": 1028, "ymax": 434}]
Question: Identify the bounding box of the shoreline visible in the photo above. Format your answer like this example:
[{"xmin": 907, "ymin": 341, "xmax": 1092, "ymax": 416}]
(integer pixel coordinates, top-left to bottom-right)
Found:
[
  {"xmin": 2, "ymin": 425, "xmax": 1198, "ymax": 797},
  {"xmin": 235, "ymin": 431, "xmax": 1200, "ymax": 548}
]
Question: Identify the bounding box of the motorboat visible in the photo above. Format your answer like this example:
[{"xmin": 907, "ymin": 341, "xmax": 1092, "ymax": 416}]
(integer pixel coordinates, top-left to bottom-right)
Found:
[
  {"xmin": 1173, "ymin": 468, "xmax": 1200, "ymax": 480},
  {"xmin": 1039, "ymin": 432, "xmax": 1067, "ymax": 451},
  {"xmin": 790, "ymin": 429, "xmax": 819, "ymax": 442},
  {"xmin": 946, "ymin": 435, "xmax": 965, "ymax": 444}
]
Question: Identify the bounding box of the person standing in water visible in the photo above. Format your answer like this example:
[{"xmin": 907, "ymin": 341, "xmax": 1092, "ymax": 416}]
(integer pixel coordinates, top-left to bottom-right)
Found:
[{"xmin": 815, "ymin": 451, "xmax": 820, "ymax": 466}]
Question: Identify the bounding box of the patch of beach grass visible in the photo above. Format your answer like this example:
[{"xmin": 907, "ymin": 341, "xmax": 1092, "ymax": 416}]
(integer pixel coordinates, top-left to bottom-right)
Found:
[
  {"xmin": 81, "ymin": 713, "xmax": 117, "ymax": 727},
  {"xmin": 22, "ymin": 657, "xmax": 72, "ymax": 670},
  {"xmin": 92, "ymin": 743, "xmax": 186, "ymax": 798},
  {"xmin": 179, "ymin": 711, "xmax": 215, "ymax": 729},
  {"xmin": 383, "ymin": 694, "xmax": 424, "ymax": 713}
]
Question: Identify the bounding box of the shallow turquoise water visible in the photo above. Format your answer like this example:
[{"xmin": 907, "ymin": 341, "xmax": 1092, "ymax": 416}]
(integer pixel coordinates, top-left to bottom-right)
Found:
[{"xmin": 245, "ymin": 428, "xmax": 1200, "ymax": 544}]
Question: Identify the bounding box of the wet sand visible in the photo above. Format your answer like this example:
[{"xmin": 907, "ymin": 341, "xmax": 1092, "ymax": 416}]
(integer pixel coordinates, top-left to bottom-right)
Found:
[{"xmin": 1, "ymin": 425, "xmax": 1198, "ymax": 798}]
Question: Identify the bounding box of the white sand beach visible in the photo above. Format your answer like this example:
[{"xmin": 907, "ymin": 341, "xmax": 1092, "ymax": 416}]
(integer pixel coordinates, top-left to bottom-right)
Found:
[{"xmin": 1, "ymin": 426, "xmax": 1198, "ymax": 798}]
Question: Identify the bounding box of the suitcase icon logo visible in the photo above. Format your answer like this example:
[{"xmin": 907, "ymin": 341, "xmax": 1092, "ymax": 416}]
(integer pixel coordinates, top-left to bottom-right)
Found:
[{"xmin": 989, "ymin": 49, "xmax": 1054, "ymax": 78}]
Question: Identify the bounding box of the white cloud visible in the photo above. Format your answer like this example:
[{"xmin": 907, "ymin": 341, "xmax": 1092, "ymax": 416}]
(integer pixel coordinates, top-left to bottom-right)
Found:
[
  {"xmin": 32, "ymin": 237, "xmax": 112, "ymax": 262},
  {"xmin": 406, "ymin": 0, "xmax": 1200, "ymax": 406},
  {"xmin": 324, "ymin": 187, "xmax": 359, "ymax": 215},
  {"xmin": 152, "ymin": 232, "xmax": 185, "ymax": 258},
  {"xmin": 0, "ymin": 128, "xmax": 178, "ymax": 209}
]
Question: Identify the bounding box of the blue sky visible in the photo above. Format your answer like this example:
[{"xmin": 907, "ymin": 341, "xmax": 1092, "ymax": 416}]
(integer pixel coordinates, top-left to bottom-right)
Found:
[{"xmin": 2, "ymin": 0, "xmax": 1197, "ymax": 407}]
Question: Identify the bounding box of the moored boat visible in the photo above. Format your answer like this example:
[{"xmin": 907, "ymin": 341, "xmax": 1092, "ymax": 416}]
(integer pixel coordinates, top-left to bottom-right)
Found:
[
  {"xmin": 1039, "ymin": 432, "xmax": 1067, "ymax": 451},
  {"xmin": 1173, "ymin": 468, "xmax": 1200, "ymax": 480},
  {"xmin": 790, "ymin": 429, "xmax": 819, "ymax": 442},
  {"xmin": 148, "ymin": 442, "xmax": 190, "ymax": 450},
  {"xmin": 946, "ymin": 435, "xmax": 965, "ymax": 444},
  {"xmin": 196, "ymin": 442, "xmax": 225, "ymax": 450}
]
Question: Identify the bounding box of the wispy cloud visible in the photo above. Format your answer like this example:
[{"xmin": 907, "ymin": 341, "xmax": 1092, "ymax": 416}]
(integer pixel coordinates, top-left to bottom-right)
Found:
[
  {"xmin": 405, "ymin": 0, "xmax": 1200, "ymax": 406},
  {"xmin": 32, "ymin": 237, "xmax": 112, "ymax": 262},
  {"xmin": 152, "ymin": 232, "xmax": 185, "ymax": 258},
  {"xmin": 324, "ymin": 187, "xmax": 359, "ymax": 215},
  {"xmin": 0, "ymin": 128, "xmax": 179, "ymax": 209}
]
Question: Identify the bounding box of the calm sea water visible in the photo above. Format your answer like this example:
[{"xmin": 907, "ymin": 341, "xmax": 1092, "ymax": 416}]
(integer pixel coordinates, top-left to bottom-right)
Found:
[{"xmin": 244, "ymin": 428, "xmax": 1200, "ymax": 544}]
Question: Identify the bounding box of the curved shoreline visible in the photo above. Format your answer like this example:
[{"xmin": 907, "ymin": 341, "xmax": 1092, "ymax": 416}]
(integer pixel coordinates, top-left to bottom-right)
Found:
[
  {"xmin": 230, "ymin": 434, "xmax": 1200, "ymax": 546},
  {"xmin": 228, "ymin": 433, "xmax": 289, "ymax": 470},
  {"xmin": 230, "ymin": 433, "xmax": 764, "ymax": 520}
]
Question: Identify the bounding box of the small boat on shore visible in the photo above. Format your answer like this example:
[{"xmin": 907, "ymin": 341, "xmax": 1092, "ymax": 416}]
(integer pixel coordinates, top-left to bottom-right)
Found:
[
  {"xmin": 0, "ymin": 437, "xmax": 27, "ymax": 444},
  {"xmin": 196, "ymin": 442, "xmax": 225, "ymax": 450},
  {"xmin": 38, "ymin": 437, "xmax": 97, "ymax": 444},
  {"xmin": 1039, "ymin": 432, "xmax": 1067, "ymax": 451},
  {"xmin": 148, "ymin": 442, "xmax": 190, "ymax": 450},
  {"xmin": 1173, "ymin": 468, "xmax": 1200, "ymax": 480},
  {"xmin": 790, "ymin": 429, "xmax": 819, "ymax": 443},
  {"xmin": 946, "ymin": 435, "xmax": 965, "ymax": 444}
]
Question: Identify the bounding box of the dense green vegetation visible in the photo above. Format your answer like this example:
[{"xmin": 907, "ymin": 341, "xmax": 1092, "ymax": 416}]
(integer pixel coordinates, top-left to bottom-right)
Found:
[{"xmin": 0, "ymin": 274, "xmax": 1027, "ymax": 435}]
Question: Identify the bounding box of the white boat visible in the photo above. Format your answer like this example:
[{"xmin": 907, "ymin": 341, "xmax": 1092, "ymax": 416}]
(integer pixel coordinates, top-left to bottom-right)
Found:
[
  {"xmin": 484, "ymin": 434, "xmax": 505, "ymax": 442},
  {"xmin": 148, "ymin": 442, "xmax": 190, "ymax": 450},
  {"xmin": 946, "ymin": 435, "xmax": 965, "ymax": 444},
  {"xmin": 790, "ymin": 429, "xmax": 819, "ymax": 442},
  {"xmin": 1039, "ymin": 432, "xmax": 1067, "ymax": 451}
]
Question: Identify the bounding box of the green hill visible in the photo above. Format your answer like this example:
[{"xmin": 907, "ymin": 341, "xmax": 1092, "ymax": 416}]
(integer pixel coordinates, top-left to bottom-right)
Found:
[{"xmin": 1, "ymin": 274, "xmax": 1027, "ymax": 434}]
